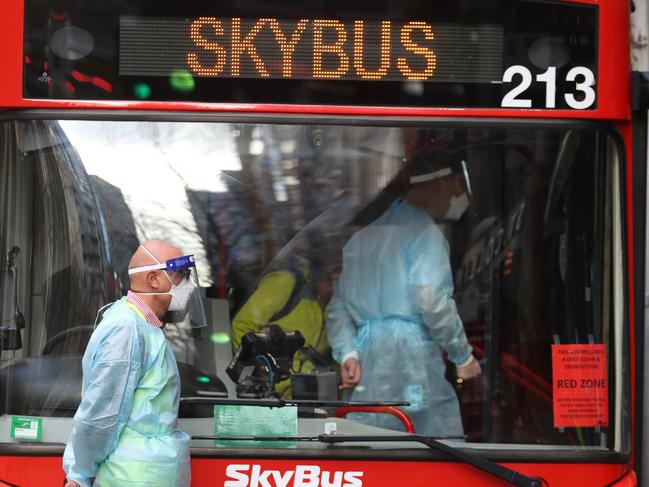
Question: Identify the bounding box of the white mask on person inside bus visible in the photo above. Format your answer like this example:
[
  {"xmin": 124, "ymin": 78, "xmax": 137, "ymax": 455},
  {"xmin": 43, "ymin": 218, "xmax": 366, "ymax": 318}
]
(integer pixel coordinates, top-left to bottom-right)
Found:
[{"xmin": 444, "ymin": 192, "xmax": 470, "ymax": 221}]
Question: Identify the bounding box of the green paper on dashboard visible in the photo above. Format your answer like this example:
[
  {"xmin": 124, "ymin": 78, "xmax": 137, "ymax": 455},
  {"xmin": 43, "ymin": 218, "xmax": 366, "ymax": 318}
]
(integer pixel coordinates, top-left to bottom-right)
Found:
[{"xmin": 214, "ymin": 405, "xmax": 297, "ymax": 448}]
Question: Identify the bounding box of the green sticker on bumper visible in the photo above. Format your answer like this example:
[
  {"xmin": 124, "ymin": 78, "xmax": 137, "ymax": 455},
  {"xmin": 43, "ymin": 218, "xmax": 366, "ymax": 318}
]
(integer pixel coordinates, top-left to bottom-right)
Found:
[
  {"xmin": 214, "ymin": 405, "xmax": 297, "ymax": 448},
  {"xmin": 10, "ymin": 416, "xmax": 42, "ymax": 441}
]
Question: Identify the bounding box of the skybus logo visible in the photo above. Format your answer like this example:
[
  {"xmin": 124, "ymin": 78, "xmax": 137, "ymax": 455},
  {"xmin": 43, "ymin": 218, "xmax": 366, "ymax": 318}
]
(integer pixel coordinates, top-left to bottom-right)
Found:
[{"xmin": 224, "ymin": 464, "xmax": 364, "ymax": 487}]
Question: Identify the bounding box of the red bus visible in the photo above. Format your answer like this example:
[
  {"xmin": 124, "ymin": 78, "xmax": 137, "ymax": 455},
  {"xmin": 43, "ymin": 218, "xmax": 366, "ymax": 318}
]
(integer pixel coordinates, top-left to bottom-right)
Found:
[{"xmin": 0, "ymin": 0, "xmax": 640, "ymax": 485}]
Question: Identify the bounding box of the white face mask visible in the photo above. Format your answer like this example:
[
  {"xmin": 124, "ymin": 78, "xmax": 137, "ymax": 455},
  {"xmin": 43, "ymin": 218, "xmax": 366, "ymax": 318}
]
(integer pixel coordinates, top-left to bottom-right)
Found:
[
  {"xmin": 444, "ymin": 192, "xmax": 470, "ymax": 221},
  {"xmin": 164, "ymin": 271, "xmax": 196, "ymax": 312}
]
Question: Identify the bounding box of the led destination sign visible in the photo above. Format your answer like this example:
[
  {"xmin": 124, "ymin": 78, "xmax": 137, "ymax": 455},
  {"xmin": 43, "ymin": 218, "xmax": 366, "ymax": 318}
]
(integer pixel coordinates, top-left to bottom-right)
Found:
[
  {"xmin": 119, "ymin": 17, "xmax": 503, "ymax": 82},
  {"xmin": 24, "ymin": 1, "xmax": 597, "ymax": 107}
]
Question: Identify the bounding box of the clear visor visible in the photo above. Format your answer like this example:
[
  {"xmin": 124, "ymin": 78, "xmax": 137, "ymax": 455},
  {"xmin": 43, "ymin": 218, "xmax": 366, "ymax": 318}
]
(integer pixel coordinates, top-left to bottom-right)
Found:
[
  {"xmin": 164, "ymin": 267, "xmax": 207, "ymax": 330},
  {"xmin": 165, "ymin": 266, "xmax": 192, "ymax": 285},
  {"xmin": 459, "ymin": 160, "xmax": 472, "ymax": 198}
]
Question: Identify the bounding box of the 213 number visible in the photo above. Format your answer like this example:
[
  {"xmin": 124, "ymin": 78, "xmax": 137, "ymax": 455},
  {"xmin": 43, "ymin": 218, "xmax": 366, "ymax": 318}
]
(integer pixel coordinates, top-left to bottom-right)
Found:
[{"xmin": 501, "ymin": 65, "xmax": 595, "ymax": 109}]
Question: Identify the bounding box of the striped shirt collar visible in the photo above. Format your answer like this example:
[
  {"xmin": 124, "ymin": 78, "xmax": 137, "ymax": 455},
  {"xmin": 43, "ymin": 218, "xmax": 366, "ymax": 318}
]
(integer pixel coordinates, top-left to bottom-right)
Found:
[{"xmin": 126, "ymin": 290, "xmax": 164, "ymax": 328}]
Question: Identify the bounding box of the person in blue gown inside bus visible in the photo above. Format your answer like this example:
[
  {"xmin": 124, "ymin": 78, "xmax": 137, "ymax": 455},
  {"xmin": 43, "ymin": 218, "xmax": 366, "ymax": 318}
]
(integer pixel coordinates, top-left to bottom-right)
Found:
[{"xmin": 326, "ymin": 147, "xmax": 482, "ymax": 437}]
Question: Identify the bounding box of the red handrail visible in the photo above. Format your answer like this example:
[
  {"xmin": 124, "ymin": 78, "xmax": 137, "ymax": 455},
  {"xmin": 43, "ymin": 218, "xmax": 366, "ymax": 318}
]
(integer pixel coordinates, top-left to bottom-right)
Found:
[{"xmin": 333, "ymin": 406, "xmax": 416, "ymax": 433}]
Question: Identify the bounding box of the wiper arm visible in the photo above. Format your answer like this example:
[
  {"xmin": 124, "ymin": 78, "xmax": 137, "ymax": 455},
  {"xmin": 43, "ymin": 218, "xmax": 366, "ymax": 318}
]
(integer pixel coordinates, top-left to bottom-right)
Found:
[
  {"xmin": 192, "ymin": 434, "xmax": 541, "ymax": 487},
  {"xmin": 185, "ymin": 397, "xmax": 541, "ymax": 485},
  {"xmin": 180, "ymin": 396, "xmax": 410, "ymax": 408}
]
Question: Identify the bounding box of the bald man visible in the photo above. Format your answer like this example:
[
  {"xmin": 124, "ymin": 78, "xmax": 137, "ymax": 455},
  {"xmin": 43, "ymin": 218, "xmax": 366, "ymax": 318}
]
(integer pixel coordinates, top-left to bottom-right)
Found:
[{"xmin": 63, "ymin": 241, "xmax": 192, "ymax": 487}]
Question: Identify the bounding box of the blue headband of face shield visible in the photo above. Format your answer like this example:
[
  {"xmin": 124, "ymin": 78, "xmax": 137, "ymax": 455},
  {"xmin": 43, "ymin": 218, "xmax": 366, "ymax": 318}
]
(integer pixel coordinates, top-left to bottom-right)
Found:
[
  {"xmin": 128, "ymin": 254, "xmax": 195, "ymax": 280},
  {"xmin": 409, "ymin": 160, "xmax": 472, "ymax": 197}
]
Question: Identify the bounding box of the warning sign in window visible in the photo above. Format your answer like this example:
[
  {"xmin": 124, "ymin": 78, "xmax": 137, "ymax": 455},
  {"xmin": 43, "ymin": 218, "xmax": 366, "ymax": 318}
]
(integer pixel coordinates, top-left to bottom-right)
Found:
[{"xmin": 552, "ymin": 344, "xmax": 608, "ymax": 428}]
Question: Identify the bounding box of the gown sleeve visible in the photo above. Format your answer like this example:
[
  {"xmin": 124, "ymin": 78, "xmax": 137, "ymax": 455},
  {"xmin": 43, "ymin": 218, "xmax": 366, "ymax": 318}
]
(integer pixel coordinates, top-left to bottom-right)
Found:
[
  {"xmin": 63, "ymin": 318, "xmax": 143, "ymax": 487},
  {"xmin": 325, "ymin": 279, "xmax": 359, "ymax": 364},
  {"xmin": 407, "ymin": 225, "xmax": 473, "ymax": 366}
]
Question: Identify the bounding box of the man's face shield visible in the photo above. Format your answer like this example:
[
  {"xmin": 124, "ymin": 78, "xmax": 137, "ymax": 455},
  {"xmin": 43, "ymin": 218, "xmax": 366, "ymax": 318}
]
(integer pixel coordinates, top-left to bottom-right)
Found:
[
  {"xmin": 163, "ymin": 255, "xmax": 208, "ymax": 330},
  {"xmin": 165, "ymin": 255, "xmax": 195, "ymax": 285},
  {"xmin": 128, "ymin": 254, "xmax": 208, "ymax": 329}
]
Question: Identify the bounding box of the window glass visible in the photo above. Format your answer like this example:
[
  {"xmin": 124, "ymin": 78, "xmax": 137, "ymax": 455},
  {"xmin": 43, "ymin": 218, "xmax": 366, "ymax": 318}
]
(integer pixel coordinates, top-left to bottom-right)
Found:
[{"xmin": 0, "ymin": 120, "xmax": 625, "ymax": 451}]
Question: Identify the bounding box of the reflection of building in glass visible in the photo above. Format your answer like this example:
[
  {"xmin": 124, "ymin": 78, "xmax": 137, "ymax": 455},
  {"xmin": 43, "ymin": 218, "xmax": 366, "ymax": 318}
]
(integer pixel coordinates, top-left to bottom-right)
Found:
[
  {"xmin": 28, "ymin": 121, "xmax": 117, "ymax": 354},
  {"xmin": 89, "ymin": 176, "xmax": 139, "ymax": 292}
]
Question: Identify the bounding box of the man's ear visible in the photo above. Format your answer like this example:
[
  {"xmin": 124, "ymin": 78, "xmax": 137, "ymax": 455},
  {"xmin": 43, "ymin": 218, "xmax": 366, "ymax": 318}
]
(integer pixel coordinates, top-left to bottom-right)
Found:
[{"xmin": 146, "ymin": 270, "xmax": 160, "ymax": 290}]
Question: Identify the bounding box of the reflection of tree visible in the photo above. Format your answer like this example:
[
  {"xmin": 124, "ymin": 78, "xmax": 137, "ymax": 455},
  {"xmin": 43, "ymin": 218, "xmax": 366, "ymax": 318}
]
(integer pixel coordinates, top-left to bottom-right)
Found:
[
  {"xmin": 185, "ymin": 125, "xmax": 402, "ymax": 308},
  {"xmin": 186, "ymin": 169, "xmax": 278, "ymax": 306}
]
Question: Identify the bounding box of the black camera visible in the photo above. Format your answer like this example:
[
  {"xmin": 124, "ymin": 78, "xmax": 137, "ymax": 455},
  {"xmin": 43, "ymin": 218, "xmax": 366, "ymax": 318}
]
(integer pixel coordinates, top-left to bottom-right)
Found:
[{"xmin": 226, "ymin": 325, "xmax": 305, "ymax": 398}]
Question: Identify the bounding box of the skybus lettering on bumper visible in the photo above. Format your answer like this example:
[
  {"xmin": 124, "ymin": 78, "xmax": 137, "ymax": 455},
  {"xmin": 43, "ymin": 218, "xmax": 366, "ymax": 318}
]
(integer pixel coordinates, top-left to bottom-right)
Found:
[{"xmin": 225, "ymin": 464, "xmax": 364, "ymax": 487}]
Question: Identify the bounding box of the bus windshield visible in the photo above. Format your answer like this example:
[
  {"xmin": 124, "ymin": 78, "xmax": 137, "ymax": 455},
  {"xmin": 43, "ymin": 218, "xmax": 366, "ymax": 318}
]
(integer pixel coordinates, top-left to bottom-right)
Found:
[{"xmin": 0, "ymin": 119, "xmax": 627, "ymax": 454}]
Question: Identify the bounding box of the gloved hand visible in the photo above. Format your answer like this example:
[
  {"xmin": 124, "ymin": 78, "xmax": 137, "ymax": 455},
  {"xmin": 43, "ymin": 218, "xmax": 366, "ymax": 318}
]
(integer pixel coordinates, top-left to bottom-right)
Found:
[
  {"xmin": 456, "ymin": 356, "xmax": 482, "ymax": 380},
  {"xmin": 340, "ymin": 357, "xmax": 361, "ymax": 389}
]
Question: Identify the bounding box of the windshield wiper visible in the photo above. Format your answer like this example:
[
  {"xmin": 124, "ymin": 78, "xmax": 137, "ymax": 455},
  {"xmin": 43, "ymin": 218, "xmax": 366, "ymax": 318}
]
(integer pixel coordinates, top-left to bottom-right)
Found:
[
  {"xmin": 184, "ymin": 397, "xmax": 541, "ymax": 485},
  {"xmin": 191, "ymin": 434, "xmax": 541, "ymax": 487},
  {"xmin": 180, "ymin": 397, "xmax": 410, "ymax": 408}
]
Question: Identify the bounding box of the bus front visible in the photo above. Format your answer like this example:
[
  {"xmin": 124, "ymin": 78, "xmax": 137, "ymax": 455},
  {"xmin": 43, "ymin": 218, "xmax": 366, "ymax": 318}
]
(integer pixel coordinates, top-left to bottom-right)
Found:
[{"xmin": 0, "ymin": 0, "xmax": 635, "ymax": 486}]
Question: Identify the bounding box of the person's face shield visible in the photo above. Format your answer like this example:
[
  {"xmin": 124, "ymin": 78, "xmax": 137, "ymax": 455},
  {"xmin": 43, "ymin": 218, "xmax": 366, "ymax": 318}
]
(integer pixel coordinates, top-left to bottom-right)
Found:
[
  {"xmin": 409, "ymin": 160, "xmax": 471, "ymax": 195},
  {"xmin": 165, "ymin": 255, "xmax": 196, "ymax": 286},
  {"xmin": 128, "ymin": 254, "xmax": 208, "ymax": 330},
  {"xmin": 459, "ymin": 160, "xmax": 472, "ymax": 201},
  {"xmin": 409, "ymin": 160, "xmax": 473, "ymax": 221}
]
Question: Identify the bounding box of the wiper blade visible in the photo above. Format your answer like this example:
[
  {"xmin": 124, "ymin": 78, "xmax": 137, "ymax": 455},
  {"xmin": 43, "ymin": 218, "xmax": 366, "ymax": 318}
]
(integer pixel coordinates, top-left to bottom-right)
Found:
[
  {"xmin": 192, "ymin": 434, "xmax": 541, "ymax": 487},
  {"xmin": 180, "ymin": 397, "xmax": 409, "ymax": 408}
]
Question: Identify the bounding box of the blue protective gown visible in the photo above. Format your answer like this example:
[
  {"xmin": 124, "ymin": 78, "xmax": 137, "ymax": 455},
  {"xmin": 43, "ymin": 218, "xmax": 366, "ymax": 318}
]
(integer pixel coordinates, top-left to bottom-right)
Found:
[
  {"xmin": 63, "ymin": 298, "xmax": 191, "ymax": 487},
  {"xmin": 326, "ymin": 199, "xmax": 473, "ymax": 436}
]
